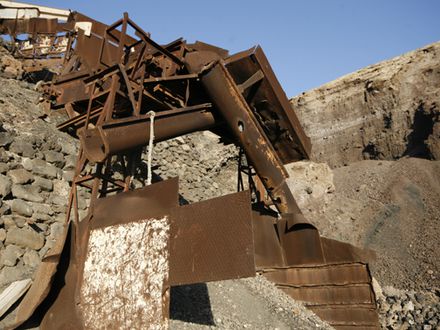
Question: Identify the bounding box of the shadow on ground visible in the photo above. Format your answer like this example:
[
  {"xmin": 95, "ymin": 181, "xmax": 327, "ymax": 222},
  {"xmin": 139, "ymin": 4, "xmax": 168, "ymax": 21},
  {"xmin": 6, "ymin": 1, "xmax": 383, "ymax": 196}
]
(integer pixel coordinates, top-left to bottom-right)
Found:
[{"xmin": 170, "ymin": 283, "xmax": 215, "ymax": 325}]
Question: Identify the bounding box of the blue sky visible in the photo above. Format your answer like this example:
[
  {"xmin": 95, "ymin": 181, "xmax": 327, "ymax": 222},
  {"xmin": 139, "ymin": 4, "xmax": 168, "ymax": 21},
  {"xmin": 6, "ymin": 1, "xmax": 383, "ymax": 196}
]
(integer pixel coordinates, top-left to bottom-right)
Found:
[{"xmin": 20, "ymin": 0, "xmax": 440, "ymax": 97}]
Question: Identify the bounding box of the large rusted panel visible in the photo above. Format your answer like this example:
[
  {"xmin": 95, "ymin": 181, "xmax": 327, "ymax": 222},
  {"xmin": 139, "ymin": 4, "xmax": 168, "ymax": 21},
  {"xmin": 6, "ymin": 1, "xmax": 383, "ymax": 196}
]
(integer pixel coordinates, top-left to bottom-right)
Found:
[
  {"xmin": 225, "ymin": 46, "xmax": 312, "ymax": 163},
  {"xmin": 168, "ymin": 191, "xmax": 255, "ymax": 286},
  {"xmin": 277, "ymin": 216, "xmax": 325, "ymax": 266},
  {"xmin": 90, "ymin": 177, "xmax": 179, "ymax": 229},
  {"xmin": 263, "ymin": 263, "xmax": 370, "ymax": 286},
  {"xmin": 280, "ymin": 284, "xmax": 375, "ymax": 306},
  {"xmin": 263, "ymin": 262, "xmax": 379, "ymax": 328},
  {"xmin": 252, "ymin": 210, "xmax": 285, "ymax": 269},
  {"xmin": 40, "ymin": 179, "xmax": 179, "ymax": 329},
  {"xmin": 75, "ymin": 29, "xmax": 118, "ymax": 71},
  {"xmin": 79, "ymin": 217, "xmax": 171, "ymax": 329},
  {"xmin": 321, "ymin": 237, "xmax": 375, "ymax": 264},
  {"xmin": 309, "ymin": 305, "xmax": 380, "ymax": 328}
]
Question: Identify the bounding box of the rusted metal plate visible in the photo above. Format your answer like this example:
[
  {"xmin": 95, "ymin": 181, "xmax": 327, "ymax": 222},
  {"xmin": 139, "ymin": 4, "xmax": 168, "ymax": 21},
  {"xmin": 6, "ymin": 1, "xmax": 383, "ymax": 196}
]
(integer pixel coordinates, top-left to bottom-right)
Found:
[
  {"xmin": 263, "ymin": 262, "xmax": 379, "ymax": 328},
  {"xmin": 309, "ymin": 305, "xmax": 380, "ymax": 328},
  {"xmin": 263, "ymin": 263, "xmax": 371, "ymax": 286},
  {"xmin": 39, "ymin": 179, "xmax": 179, "ymax": 329},
  {"xmin": 252, "ymin": 210, "xmax": 284, "ymax": 269},
  {"xmin": 277, "ymin": 216, "xmax": 325, "ymax": 266},
  {"xmin": 169, "ymin": 190, "xmax": 255, "ymax": 286},
  {"xmin": 90, "ymin": 177, "xmax": 179, "ymax": 229},
  {"xmin": 79, "ymin": 217, "xmax": 170, "ymax": 329},
  {"xmin": 321, "ymin": 237, "xmax": 375, "ymax": 265},
  {"xmin": 225, "ymin": 46, "xmax": 312, "ymax": 163},
  {"xmin": 280, "ymin": 284, "xmax": 375, "ymax": 306}
]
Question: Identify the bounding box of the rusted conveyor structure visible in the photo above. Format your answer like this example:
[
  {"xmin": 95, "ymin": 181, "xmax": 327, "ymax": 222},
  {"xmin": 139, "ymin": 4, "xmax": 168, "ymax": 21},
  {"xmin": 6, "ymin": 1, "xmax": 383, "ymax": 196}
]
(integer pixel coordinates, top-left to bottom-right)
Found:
[{"xmin": 0, "ymin": 3, "xmax": 379, "ymax": 329}]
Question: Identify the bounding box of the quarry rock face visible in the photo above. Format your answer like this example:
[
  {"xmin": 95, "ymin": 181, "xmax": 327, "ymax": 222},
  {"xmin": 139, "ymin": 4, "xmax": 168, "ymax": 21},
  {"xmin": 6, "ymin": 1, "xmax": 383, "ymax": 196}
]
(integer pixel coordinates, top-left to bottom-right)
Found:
[{"xmin": 290, "ymin": 41, "xmax": 440, "ymax": 167}]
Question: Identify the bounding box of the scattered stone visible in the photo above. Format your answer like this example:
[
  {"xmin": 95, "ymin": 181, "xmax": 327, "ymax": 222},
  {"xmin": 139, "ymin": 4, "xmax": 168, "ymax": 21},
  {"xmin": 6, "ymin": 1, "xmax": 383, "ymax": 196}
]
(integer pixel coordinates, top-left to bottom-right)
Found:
[
  {"xmin": 9, "ymin": 140, "xmax": 36, "ymax": 158},
  {"xmin": 33, "ymin": 212, "xmax": 51, "ymax": 222},
  {"xmin": 7, "ymin": 168, "xmax": 33, "ymax": 184},
  {"xmin": 0, "ymin": 54, "xmax": 23, "ymax": 79},
  {"xmin": 0, "ymin": 131, "xmax": 13, "ymax": 147},
  {"xmin": 61, "ymin": 142, "xmax": 77, "ymax": 156},
  {"xmin": 12, "ymin": 215, "xmax": 27, "ymax": 228},
  {"xmin": 5, "ymin": 227, "xmax": 44, "ymax": 250},
  {"xmin": 63, "ymin": 154, "xmax": 77, "ymax": 170},
  {"xmin": 22, "ymin": 157, "xmax": 33, "ymax": 171},
  {"xmin": 53, "ymin": 179, "xmax": 70, "ymax": 197},
  {"xmin": 31, "ymin": 159, "xmax": 59, "ymax": 179},
  {"xmin": 11, "ymin": 199, "xmax": 33, "ymax": 217},
  {"xmin": 0, "ymin": 203, "xmax": 6, "ymax": 217},
  {"xmin": 62, "ymin": 170, "xmax": 74, "ymax": 182},
  {"xmin": 0, "ymin": 264, "xmax": 32, "ymax": 290},
  {"xmin": 50, "ymin": 195, "xmax": 67, "ymax": 207},
  {"xmin": 403, "ymin": 301, "xmax": 415, "ymax": 312},
  {"xmin": 0, "ymin": 173, "xmax": 11, "ymax": 197},
  {"xmin": 0, "ymin": 229, "xmax": 5, "ymax": 242},
  {"xmin": 0, "ymin": 163, "xmax": 8, "ymax": 174},
  {"xmin": 0, "ymin": 244, "xmax": 24, "ymax": 267},
  {"xmin": 49, "ymin": 222, "xmax": 65, "ymax": 240},
  {"xmin": 11, "ymin": 184, "xmax": 44, "ymax": 203},
  {"xmin": 33, "ymin": 176, "xmax": 53, "ymax": 191},
  {"xmin": 23, "ymin": 249, "xmax": 40, "ymax": 268},
  {"xmin": 44, "ymin": 150, "xmax": 65, "ymax": 168},
  {"xmin": 3, "ymin": 216, "xmax": 16, "ymax": 230}
]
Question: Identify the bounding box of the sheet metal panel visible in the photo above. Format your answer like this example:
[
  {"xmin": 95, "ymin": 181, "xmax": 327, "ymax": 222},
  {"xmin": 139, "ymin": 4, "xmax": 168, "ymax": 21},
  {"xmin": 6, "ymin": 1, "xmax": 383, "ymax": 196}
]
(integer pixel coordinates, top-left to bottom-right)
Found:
[
  {"xmin": 263, "ymin": 263, "xmax": 370, "ymax": 286},
  {"xmin": 280, "ymin": 284, "xmax": 375, "ymax": 306},
  {"xmin": 38, "ymin": 179, "xmax": 180, "ymax": 329},
  {"xmin": 225, "ymin": 46, "xmax": 312, "ymax": 163},
  {"xmin": 263, "ymin": 262, "xmax": 379, "ymax": 328},
  {"xmin": 310, "ymin": 305, "xmax": 379, "ymax": 328},
  {"xmin": 90, "ymin": 177, "xmax": 179, "ymax": 229},
  {"xmin": 169, "ymin": 191, "xmax": 255, "ymax": 286}
]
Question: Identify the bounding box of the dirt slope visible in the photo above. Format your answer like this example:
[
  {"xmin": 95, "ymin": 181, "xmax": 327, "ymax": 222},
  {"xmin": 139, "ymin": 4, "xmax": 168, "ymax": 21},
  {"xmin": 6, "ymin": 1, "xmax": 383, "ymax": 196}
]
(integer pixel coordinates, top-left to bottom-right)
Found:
[{"xmin": 288, "ymin": 158, "xmax": 440, "ymax": 290}]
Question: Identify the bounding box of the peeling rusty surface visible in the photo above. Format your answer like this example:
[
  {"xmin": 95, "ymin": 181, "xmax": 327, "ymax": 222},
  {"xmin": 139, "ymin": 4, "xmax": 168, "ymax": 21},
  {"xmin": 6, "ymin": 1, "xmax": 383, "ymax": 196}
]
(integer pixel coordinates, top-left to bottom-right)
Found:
[
  {"xmin": 40, "ymin": 180, "xmax": 178, "ymax": 329},
  {"xmin": 80, "ymin": 217, "xmax": 170, "ymax": 329}
]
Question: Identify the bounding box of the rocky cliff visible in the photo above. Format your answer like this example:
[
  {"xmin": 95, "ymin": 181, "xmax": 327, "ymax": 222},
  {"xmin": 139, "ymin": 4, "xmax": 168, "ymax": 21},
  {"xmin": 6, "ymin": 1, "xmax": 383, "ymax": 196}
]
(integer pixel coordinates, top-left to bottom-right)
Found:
[{"xmin": 290, "ymin": 41, "xmax": 440, "ymax": 167}]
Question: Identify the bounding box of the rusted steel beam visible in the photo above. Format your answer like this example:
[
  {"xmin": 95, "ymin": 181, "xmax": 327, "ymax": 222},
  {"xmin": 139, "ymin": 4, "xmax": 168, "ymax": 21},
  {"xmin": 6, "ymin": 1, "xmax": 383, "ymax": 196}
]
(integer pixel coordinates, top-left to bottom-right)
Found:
[
  {"xmin": 79, "ymin": 107, "xmax": 217, "ymax": 163},
  {"xmin": 187, "ymin": 57, "xmax": 297, "ymax": 216},
  {"xmin": 225, "ymin": 46, "xmax": 312, "ymax": 163}
]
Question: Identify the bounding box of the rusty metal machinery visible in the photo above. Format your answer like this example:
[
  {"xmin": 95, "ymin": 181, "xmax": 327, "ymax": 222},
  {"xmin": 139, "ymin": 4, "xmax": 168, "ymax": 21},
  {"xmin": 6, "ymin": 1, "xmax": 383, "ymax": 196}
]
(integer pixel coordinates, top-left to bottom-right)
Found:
[{"xmin": 0, "ymin": 3, "xmax": 380, "ymax": 329}]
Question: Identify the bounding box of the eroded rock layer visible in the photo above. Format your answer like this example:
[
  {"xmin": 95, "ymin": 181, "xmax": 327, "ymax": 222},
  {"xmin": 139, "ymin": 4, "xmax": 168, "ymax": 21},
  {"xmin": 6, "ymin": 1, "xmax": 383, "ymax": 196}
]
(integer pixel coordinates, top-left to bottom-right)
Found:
[{"xmin": 290, "ymin": 41, "xmax": 440, "ymax": 167}]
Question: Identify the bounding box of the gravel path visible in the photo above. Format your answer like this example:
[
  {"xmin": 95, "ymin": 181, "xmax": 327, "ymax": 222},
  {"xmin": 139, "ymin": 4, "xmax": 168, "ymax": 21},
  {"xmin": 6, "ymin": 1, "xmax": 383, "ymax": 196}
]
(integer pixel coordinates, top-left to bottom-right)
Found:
[{"xmin": 170, "ymin": 276, "xmax": 331, "ymax": 330}]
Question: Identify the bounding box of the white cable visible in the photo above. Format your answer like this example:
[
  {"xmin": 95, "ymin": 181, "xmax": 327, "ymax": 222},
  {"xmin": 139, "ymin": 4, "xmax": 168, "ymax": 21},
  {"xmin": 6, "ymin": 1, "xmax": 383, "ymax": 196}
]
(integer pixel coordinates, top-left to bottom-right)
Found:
[{"xmin": 146, "ymin": 111, "xmax": 155, "ymax": 185}]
